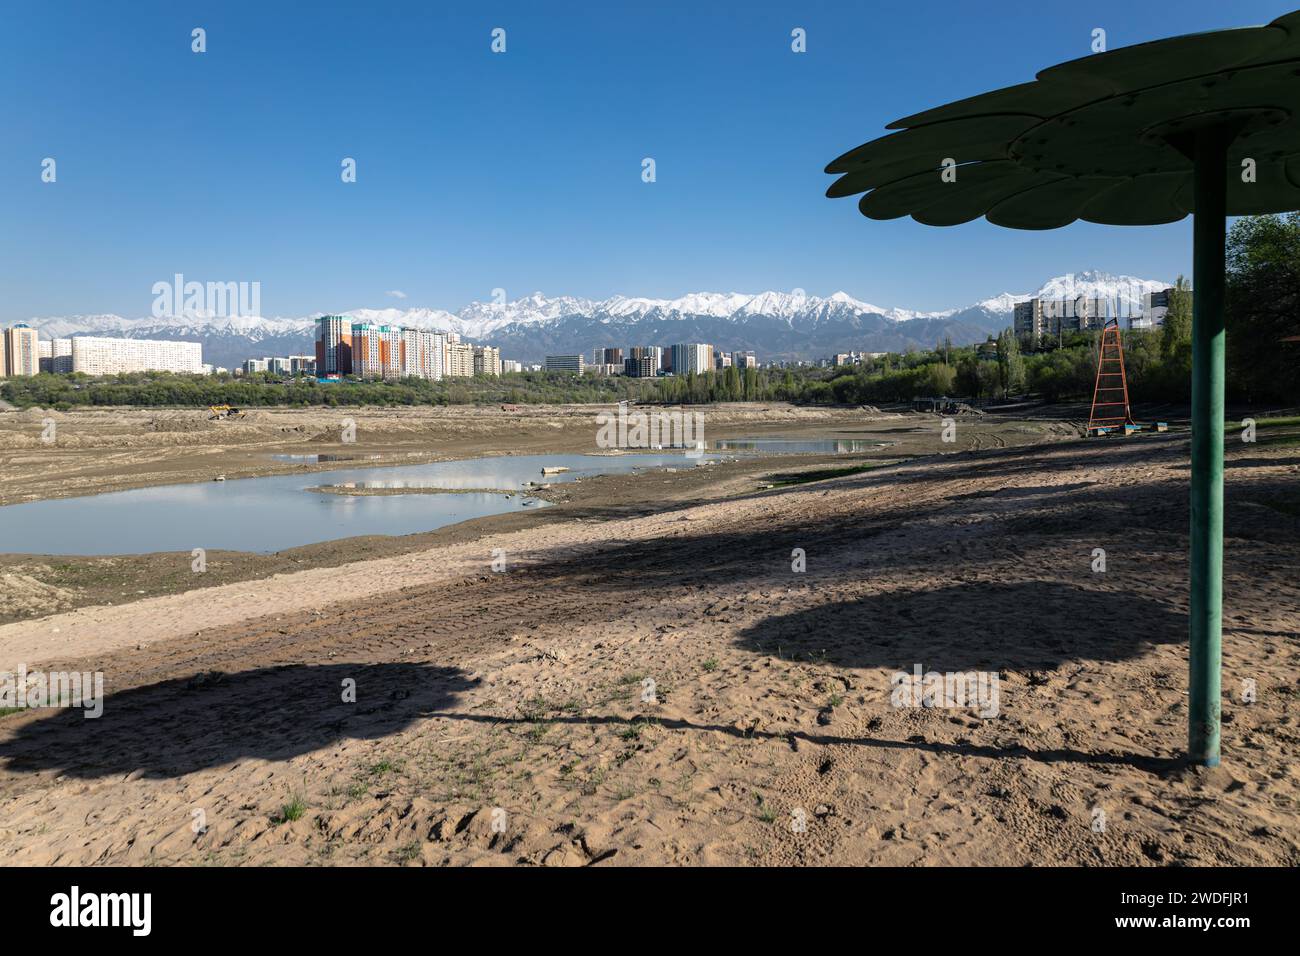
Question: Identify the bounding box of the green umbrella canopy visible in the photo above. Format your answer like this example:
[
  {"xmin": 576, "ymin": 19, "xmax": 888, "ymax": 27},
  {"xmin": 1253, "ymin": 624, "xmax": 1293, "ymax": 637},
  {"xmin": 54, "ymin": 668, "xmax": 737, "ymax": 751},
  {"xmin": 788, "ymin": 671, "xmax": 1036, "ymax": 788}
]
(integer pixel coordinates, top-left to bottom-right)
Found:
[{"xmin": 825, "ymin": 10, "xmax": 1300, "ymax": 228}]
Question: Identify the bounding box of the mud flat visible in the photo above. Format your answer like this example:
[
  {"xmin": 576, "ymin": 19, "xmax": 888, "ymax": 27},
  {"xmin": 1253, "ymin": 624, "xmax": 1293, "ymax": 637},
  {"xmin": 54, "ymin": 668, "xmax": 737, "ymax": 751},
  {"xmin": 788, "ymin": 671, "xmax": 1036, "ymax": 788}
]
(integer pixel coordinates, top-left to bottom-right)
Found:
[
  {"xmin": 0, "ymin": 403, "xmax": 1075, "ymax": 622},
  {"xmin": 0, "ymin": 417, "xmax": 1297, "ymax": 866}
]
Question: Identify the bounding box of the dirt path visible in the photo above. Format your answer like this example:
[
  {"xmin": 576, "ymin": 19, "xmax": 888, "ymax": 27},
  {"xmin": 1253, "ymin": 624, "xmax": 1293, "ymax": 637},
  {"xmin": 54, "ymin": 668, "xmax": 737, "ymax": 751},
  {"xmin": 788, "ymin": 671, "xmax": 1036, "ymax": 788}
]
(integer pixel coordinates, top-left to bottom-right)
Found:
[{"xmin": 0, "ymin": 432, "xmax": 1296, "ymax": 866}]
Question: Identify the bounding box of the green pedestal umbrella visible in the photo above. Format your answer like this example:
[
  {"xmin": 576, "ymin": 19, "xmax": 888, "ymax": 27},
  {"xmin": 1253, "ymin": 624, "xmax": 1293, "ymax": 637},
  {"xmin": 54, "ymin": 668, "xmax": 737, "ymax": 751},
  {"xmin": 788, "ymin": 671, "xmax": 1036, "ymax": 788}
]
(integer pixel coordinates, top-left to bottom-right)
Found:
[{"xmin": 825, "ymin": 10, "xmax": 1300, "ymax": 766}]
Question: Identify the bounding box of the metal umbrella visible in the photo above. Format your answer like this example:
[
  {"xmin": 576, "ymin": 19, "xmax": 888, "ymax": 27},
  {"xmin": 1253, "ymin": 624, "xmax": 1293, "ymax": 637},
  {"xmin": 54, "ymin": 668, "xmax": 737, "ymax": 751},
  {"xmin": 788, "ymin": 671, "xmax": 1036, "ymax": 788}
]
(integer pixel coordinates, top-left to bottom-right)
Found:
[{"xmin": 825, "ymin": 10, "xmax": 1300, "ymax": 766}]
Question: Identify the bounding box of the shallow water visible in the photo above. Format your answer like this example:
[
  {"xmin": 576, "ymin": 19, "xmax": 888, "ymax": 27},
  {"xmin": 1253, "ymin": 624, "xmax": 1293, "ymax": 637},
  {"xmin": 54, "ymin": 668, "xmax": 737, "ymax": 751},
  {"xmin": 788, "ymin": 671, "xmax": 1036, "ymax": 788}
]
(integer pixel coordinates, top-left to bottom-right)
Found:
[
  {"xmin": 0, "ymin": 452, "xmax": 710, "ymax": 556},
  {"xmin": 711, "ymin": 437, "xmax": 891, "ymax": 454}
]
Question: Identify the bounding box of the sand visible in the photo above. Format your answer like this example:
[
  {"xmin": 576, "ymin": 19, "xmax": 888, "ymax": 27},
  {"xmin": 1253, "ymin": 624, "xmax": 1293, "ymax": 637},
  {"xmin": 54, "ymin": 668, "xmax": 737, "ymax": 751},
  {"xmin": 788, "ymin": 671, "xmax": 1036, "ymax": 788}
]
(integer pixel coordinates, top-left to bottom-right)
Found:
[{"xmin": 0, "ymin": 416, "xmax": 1296, "ymax": 866}]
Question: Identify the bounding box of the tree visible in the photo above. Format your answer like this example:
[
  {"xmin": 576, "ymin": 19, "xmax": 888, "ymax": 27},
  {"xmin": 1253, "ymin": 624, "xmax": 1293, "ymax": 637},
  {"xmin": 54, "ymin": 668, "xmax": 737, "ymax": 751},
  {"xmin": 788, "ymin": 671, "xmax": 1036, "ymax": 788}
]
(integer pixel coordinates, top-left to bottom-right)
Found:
[
  {"xmin": 995, "ymin": 329, "xmax": 1026, "ymax": 398},
  {"xmin": 1225, "ymin": 213, "xmax": 1300, "ymax": 402},
  {"xmin": 1161, "ymin": 274, "xmax": 1193, "ymax": 377},
  {"xmin": 955, "ymin": 356, "xmax": 981, "ymax": 397},
  {"xmin": 923, "ymin": 362, "xmax": 956, "ymax": 396}
]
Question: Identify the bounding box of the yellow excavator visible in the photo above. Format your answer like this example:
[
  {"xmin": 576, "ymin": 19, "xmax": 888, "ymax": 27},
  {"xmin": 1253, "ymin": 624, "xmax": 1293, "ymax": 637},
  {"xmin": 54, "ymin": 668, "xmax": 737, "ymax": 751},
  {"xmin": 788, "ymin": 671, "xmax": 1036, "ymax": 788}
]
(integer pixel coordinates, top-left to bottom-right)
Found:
[{"xmin": 208, "ymin": 405, "xmax": 246, "ymax": 421}]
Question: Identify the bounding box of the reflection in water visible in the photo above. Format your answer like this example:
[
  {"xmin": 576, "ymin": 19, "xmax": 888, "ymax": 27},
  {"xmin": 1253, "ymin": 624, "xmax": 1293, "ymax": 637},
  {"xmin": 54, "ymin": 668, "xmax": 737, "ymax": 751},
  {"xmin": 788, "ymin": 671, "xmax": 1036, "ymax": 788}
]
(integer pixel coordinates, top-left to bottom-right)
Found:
[
  {"xmin": 271, "ymin": 453, "xmax": 382, "ymax": 463},
  {"xmin": 0, "ymin": 453, "xmax": 713, "ymax": 556},
  {"xmin": 712, "ymin": 437, "xmax": 893, "ymax": 454}
]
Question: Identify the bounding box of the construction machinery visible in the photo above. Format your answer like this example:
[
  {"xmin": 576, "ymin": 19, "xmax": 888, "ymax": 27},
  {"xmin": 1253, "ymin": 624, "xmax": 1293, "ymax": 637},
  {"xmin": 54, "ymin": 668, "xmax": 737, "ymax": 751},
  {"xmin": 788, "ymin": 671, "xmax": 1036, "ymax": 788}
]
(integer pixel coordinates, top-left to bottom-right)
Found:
[{"xmin": 208, "ymin": 405, "xmax": 246, "ymax": 421}]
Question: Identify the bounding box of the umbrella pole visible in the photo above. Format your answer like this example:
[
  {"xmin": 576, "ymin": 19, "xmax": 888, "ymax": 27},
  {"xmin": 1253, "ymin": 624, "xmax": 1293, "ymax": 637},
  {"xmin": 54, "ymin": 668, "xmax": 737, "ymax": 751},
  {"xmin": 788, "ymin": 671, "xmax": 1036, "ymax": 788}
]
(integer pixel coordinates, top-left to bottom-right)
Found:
[{"xmin": 1188, "ymin": 127, "xmax": 1228, "ymax": 767}]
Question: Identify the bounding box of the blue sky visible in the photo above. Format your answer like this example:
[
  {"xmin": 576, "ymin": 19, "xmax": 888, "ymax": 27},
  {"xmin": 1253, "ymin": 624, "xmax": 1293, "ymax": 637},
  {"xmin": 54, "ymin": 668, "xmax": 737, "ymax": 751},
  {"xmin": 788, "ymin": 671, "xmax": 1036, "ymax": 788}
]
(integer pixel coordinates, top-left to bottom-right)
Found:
[{"xmin": 0, "ymin": 0, "xmax": 1288, "ymax": 320}]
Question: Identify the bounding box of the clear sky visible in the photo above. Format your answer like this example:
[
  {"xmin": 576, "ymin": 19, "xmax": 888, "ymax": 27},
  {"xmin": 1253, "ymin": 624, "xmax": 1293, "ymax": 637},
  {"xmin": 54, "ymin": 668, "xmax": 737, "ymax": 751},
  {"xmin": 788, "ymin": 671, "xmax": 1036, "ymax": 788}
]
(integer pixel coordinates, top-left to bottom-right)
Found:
[{"xmin": 0, "ymin": 0, "xmax": 1288, "ymax": 321}]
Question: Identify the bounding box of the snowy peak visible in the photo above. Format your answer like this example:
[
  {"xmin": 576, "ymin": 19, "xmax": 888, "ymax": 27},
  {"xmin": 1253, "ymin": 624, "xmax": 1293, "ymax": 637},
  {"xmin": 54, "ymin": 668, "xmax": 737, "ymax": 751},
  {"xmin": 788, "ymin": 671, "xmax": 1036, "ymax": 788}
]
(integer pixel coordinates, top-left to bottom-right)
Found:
[
  {"xmin": 16, "ymin": 271, "xmax": 1173, "ymax": 362},
  {"xmin": 967, "ymin": 292, "xmax": 1032, "ymax": 313},
  {"xmin": 1032, "ymin": 271, "xmax": 1169, "ymax": 308}
]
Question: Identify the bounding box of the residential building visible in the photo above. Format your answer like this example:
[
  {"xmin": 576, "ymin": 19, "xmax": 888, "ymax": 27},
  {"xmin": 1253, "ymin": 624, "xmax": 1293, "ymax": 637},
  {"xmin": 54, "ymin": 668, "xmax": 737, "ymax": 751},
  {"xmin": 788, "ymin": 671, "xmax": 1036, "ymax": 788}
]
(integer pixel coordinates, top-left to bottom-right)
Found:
[
  {"xmin": 3, "ymin": 325, "xmax": 40, "ymax": 377},
  {"xmin": 315, "ymin": 315, "xmax": 354, "ymax": 376},
  {"xmin": 546, "ymin": 354, "xmax": 585, "ymax": 374},
  {"xmin": 1133, "ymin": 287, "xmax": 1183, "ymax": 330},
  {"xmin": 732, "ymin": 350, "xmax": 757, "ymax": 369},
  {"xmin": 1015, "ymin": 297, "xmax": 1113, "ymax": 338},
  {"xmin": 715, "ymin": 352, "xmax": 732, "ymax": 369},
  {"xmin": 242, "ymin": 358, "xmax": 269, "ymax": 375},
  {"xmin": 670, "ymin": 343, "xmax": 713, "ymax": 376},
  {"xmin": 288, "ymin": 355, "xmax": 316, "ymax": 375},
  {"xmin": 351, "ymin": 323, "xmax": 402, "ymax": 379},
  {"xmin": 69, "ymin": 336, "xmax": 203, "ymax": 375},
  {"xmin": 398, "ymin": 329, "xmax": 444, "ymax": 380},
  {"xmin": 50, "ymin": 338, "xmax": 73, "ymax": 373},
  {"xmin": 625, "ymin": 354, "xmax": 657, "ymax": 377},
  {"xmin": 473, "ymin": 345, "xmax": 502, "ymax": 376},
  {"xmin": 502, "ymin": 359, "xmax": 522, "ymax": 374},
  {"xmin": 445, "ymin": 340, "xmax": 475, "ymax": 377},
  {"xmin": 624, "ymin": 346, "xmax": 662, "ymax": 378},
  {"xmin": 267, "ymin": 357, "xmax": 292, "ymax": 374}
]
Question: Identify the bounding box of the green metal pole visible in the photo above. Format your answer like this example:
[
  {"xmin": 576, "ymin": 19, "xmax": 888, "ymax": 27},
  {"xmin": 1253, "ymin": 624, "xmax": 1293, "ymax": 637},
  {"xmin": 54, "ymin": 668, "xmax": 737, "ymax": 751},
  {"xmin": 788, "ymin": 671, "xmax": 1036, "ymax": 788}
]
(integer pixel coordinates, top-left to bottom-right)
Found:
[{"xmin": 1188, "ymin": 127, "xmax": 1228, "ymax": 767}]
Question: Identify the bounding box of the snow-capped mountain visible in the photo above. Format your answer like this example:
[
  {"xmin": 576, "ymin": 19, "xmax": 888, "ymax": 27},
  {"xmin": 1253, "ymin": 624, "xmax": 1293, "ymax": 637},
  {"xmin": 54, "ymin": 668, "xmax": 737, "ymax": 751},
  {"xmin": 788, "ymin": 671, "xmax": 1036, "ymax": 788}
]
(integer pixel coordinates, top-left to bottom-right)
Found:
[{"xmin": 17, "ymin": 271, "xmax": 1170, "ymax": 368}]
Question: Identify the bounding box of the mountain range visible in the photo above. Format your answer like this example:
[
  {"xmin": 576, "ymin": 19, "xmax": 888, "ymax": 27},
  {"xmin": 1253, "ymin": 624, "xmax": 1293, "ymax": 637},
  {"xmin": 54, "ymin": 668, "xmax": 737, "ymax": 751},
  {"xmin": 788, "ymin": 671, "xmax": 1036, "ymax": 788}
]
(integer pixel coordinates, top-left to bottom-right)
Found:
[{"xmin": 19, "ymin": 271, "xmax": 1170, "ymax": 370}]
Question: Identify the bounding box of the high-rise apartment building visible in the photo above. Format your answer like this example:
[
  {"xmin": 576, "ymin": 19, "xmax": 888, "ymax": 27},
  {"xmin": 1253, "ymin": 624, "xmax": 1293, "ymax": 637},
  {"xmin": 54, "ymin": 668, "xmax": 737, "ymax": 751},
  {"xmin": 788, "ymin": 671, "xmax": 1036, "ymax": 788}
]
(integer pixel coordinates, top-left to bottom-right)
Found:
[
  {"xmin": 351, "ymin": 323, "xmax": 402, "ymax": 379},
  {"xmin": 1014, "ymin": 298, "xmax": 1113, "ymax": 338},
  {"xmin": 473, "ymin": 345, "xmax": 501, "ymax": 376},
  {"xmin": 623, "ymin": 346, "xmax": 662, "ymax": 378},
  {"xmin": 670, "ymin": 343, "xmax": 713, "ymax": 376},
  {"xmin": 50, "ymin": 338, "xmax": 73, "ymax": 373},
  {"xmin": 443, "ymin": 340, "xmax": 474, "ymax": 377},
  {"xmin": 400, "ymin": 329, "xmax": 445, "ymax": 379},
  {"xmin": 315, "ymin": 315, "xmax": 353, "ymax": 375},
  {"xmin": 732, "ymin": 350, "xmax": 757, "ymax": 369},
  {"xmin": 70, "ymin": 336, "xmax": 203, "ymax": 375},
  {"xmin": 1132, "ymin": 287, "xmax": 1184, "ymax": 330},
  {"xmin": 3, "ymin": 325, "xmax": 40, "ymax": 377}
]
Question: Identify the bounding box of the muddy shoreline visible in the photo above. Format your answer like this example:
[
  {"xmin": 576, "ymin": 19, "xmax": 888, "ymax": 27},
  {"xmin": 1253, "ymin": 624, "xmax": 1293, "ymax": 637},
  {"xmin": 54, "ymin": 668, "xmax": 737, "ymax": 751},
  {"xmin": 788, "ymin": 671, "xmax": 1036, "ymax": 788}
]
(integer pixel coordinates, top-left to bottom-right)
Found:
[{"xmin": 0, "ymin": 403, "xmax": 1082, "ymax": 624}]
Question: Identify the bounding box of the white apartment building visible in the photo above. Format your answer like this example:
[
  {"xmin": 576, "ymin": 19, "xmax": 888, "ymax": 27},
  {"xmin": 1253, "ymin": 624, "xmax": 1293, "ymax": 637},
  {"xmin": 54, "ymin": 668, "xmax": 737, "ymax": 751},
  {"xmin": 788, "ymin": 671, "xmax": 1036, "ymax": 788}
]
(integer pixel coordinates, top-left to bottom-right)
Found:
[
  {"xmin": 670, "ymin": 342, "xmax": 713, "ymax": 376},
  {"xmin": 473, "ymin": 345, "xmax": 501, "ymax": 376},
  {"xmin": 399, "ymin": 329, "xmax": 444, "ymax": 380},
  {"xmin": 70, "ymin": 336, "xmax": 203, "ymax": 375},
  {"xmin": 545, "ymin": 354, "xmax": 585, "ymax": 374},
  {"xmin": 2, "ymin": 326, "xmax": 40, "ymax": 377},
  {"xmin": 50, "ymin": 338, "xmax": 73, "ymax": 373},
  {"xmin": 445, "ymin": 340, "xmax": 475, "ymax": 377}
]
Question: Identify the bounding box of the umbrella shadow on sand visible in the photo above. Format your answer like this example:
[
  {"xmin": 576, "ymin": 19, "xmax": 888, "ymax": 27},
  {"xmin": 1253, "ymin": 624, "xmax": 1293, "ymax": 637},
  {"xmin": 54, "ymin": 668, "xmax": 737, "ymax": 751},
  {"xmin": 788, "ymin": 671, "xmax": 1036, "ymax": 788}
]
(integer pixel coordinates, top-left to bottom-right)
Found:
[
  {"xmin": 736, "ymin": 580, "xmax": 1186, "ymax": 672},
  {"xmin": 0, "ymin": 662, "xmax": 477, "ymax": 780}
]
